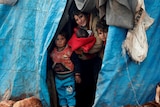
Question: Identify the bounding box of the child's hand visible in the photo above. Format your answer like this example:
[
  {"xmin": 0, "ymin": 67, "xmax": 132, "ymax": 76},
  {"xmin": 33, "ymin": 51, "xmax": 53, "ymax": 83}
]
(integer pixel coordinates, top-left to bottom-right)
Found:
[
  {"xmin": 75, "ymin": 48, "xmax": 83, "ymax": 54},
  {"xmin": 75, "ymin": 75, "xmax": 81, "ymax": 83}
]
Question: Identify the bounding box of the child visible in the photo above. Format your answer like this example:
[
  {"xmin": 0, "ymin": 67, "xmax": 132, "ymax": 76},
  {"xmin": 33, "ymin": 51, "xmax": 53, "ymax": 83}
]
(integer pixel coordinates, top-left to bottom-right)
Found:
[
  {"xmin": 68, "ymin": 9, "xmax": 103, "ymax": 107},
  {"xmin": 76, "ymin": 28, "xmax": 92, "ymax": 38},
  {"xmin": 50, "ymin": 31, "xmax": 81, "ymax": 107},
  {"xmin": 96, "ymin": 19, "xmax": 108, "ymax": 59}
]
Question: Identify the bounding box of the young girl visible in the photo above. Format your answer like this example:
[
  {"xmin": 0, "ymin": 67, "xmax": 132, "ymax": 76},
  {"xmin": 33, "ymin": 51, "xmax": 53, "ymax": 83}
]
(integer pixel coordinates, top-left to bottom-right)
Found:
[
  {"xmin": 50, "ymin": 31, "xmax": 81, "ymax": 107},
  {"xmin": 68, "ymin": 9, "xmax": 103, "ymax": 107}
]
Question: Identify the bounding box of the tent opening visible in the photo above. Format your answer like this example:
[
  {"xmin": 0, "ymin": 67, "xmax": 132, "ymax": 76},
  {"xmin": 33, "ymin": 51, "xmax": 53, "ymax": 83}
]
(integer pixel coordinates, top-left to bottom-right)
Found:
[{"xmin": 46, "ymin": 1, "xmax": 102, "ymax": 107}]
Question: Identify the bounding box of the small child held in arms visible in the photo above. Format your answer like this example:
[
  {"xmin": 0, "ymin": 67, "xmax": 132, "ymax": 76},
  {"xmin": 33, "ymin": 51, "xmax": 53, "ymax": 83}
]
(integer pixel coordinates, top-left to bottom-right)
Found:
[
  {"xmin": 76, "ymin": 27, "xmax": 92, "ymax": 38},
  {"xmin": 68, "ymin": 27, "xmax": 96, "ymax": 60},
  {"xmin": 50, "ymin": 31, "xmax": 81, "ymax": 107},
  {"xmin": 96, "ymin": 19, "xmax": 109, "ymax": 59}
]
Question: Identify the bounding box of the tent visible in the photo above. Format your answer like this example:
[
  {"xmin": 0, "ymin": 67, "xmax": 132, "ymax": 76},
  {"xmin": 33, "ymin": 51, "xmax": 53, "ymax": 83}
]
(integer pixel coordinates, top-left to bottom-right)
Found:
[{"xmin": 0, "ymin": 0, "xmax": 160, "ymax": 107}]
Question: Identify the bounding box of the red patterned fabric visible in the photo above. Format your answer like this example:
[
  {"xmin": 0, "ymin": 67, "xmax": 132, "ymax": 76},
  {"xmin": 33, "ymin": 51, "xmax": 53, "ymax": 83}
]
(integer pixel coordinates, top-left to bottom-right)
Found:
[{"xmin": 50, "ymin": 45, "xmax": 74, "ymax": 72}]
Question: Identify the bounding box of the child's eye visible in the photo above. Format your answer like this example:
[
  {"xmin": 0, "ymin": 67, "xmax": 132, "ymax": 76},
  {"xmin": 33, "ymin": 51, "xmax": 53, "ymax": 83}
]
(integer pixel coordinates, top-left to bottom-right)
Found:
[
  {"xmin": 79, "ymin": 14, "xmax": 83, "ymax": 18},
  {"xmin": 98, "ymin": 32, "xmax": 103, "ymax": 35}
]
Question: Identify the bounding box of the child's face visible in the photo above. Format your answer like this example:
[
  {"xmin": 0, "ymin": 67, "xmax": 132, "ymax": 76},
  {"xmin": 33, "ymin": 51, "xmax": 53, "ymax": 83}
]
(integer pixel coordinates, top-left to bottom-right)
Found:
[
  {"xmin": 55, "ymin": 34, "xmax": 67, "ymax": 48},
  {"xmin": 74, "ymin": 13, "xmax": 87, "ymax": 27},
  {"xmin": 97, "ymin": 29, "xmax": 108, "ymax": 42}
]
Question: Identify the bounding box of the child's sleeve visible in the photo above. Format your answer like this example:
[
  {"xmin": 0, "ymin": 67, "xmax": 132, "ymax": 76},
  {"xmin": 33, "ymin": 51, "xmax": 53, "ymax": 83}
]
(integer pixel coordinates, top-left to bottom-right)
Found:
[{"xmin": 71, "ymin": 52, "xmax": 81, "ymax": 75}]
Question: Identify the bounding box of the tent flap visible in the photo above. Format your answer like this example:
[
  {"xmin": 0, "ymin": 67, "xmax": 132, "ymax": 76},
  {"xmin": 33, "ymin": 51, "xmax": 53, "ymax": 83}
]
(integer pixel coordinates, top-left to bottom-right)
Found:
[
  {"xmin": 0, "ymin": 0, "xmax": 67, "ymax": 106},
  {"xmin": 94, "ymin": 0, "xmax": 160, "ymax": 106}
]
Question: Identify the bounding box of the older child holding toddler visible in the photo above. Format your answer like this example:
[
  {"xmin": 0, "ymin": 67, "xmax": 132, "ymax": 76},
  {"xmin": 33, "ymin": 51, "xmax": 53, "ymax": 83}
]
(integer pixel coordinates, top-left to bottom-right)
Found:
[{"xmin": 68, "ymin": 9, "xmax": 103, "ymax": 107}]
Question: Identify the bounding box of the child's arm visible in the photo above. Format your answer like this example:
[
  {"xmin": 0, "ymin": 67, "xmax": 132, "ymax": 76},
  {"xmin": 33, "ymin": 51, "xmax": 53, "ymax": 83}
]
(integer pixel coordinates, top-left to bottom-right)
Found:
[{"xmin": 71, "ymin": 52, "xmax": 81, "ymax": 83}]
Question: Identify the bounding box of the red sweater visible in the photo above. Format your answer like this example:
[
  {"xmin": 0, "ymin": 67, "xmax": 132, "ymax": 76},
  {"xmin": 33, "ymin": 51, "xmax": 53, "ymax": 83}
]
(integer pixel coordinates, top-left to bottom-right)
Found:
[{"xmin": 50, "ymin": 45, "xmax": 74, "ymax": 74}]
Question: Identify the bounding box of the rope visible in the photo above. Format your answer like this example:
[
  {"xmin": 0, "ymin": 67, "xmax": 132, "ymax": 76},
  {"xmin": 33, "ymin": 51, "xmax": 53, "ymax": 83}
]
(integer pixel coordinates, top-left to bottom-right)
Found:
[{"xmin": 123, "ymin": 49, "xmax": 142, "ymax": 107}]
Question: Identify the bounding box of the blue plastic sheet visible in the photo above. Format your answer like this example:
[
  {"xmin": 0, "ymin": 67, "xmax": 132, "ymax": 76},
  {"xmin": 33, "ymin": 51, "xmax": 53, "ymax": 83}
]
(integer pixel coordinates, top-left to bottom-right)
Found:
[
  {"xmin": 0, "ymin": 0, "xmax": 67, "ymax": 106},
  {"xmin": 94, "ymin": 0, "xmax": 160, "ymax": 106}
]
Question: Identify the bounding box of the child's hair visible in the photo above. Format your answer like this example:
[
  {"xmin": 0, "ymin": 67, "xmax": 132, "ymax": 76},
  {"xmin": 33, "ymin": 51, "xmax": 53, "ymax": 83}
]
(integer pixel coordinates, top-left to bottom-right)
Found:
[
  {"xmin": 72, "ymin": 9, "xmax": 82, "ymax": 16},
  {"xmin": 96, "ymin": 20, "xmax": 108, "ymax": 32},
  {"xmin": 76, "ymin": 28, "xmax": 89, "ymax": 38},
  {"xmin": 57, "ymin": 30, "xmax": 68, "ymax": 41},
  {"xmin": 72, "ymin": 9, "xmax": 88, "ymax": 17}
]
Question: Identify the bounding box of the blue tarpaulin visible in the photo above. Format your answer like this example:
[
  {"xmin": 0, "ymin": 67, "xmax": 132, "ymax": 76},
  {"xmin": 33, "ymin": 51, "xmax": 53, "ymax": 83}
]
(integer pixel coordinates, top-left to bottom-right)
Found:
[
  {"xmin": 0, "ymin": 0, "xmax": 67, "ymax": 106},
  {"xmin": 94, "ymin": 0, "xmax": 160, "ymax": 107},
  {"xmin": 0, "ymin": 0, "xmax": 160, "ymax": 107}
]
